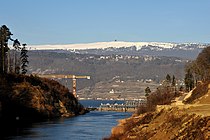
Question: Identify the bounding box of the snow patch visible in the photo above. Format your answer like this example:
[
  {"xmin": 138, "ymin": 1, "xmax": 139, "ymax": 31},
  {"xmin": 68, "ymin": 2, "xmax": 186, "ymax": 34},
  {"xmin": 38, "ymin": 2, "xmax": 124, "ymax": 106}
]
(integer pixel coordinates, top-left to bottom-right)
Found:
[{"xmin": 28, "ymin": 41, "xmax": 207, "ymax": 51}]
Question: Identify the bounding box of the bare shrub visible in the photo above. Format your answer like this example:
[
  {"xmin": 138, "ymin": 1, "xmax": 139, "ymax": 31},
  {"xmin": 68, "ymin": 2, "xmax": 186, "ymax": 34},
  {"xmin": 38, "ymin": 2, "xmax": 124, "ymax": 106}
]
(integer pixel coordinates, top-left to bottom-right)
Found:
[{"xmin": 136, "ymin": 86, "xmax": 181, "ymax": 115}]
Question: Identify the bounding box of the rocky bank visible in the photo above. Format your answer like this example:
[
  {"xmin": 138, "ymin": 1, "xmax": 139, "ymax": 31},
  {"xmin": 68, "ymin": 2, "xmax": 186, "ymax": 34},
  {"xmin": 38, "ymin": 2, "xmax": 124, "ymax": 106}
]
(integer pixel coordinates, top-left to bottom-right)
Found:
[{"xmin": 0, "ymin": 73, "xmax": 89, "ymax": 122}]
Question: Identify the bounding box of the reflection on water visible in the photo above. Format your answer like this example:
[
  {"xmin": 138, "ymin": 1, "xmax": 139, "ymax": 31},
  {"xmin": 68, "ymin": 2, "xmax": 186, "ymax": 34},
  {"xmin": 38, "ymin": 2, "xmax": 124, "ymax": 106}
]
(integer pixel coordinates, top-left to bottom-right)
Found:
[{"xmin": 1, "ymin": 100, "xmax": 132, "ymax": 140}]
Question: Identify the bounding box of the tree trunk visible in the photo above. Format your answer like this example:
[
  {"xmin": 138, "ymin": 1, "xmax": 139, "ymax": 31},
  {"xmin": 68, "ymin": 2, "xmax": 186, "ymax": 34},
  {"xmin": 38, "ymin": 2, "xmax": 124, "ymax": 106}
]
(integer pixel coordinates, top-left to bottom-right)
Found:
[{"xmin": 0, "ymin": 43, "xmax": 4, "ymax": 74}]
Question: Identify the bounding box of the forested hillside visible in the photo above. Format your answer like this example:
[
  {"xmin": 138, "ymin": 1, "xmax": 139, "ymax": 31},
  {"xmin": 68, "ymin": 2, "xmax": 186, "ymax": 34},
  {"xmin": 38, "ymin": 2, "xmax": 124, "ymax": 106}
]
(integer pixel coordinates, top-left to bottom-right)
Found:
[{"xmin": 28, "ymin": 50, "xmax": 187, "ymax": 90}]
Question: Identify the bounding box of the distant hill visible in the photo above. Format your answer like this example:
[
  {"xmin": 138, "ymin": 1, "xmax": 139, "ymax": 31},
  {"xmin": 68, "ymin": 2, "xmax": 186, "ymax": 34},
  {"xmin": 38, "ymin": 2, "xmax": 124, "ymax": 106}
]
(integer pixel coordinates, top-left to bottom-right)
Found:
[
  {"xmin": 27, "ymin": 50, "xmax": 188, "ymax": 91},
  {"xmin": 27, "ymin": 42, "xmax": 209, "ymax": 94},
  {"xmin": 30, "ymin": 41, "xmax": 209, "ymax": 59}
]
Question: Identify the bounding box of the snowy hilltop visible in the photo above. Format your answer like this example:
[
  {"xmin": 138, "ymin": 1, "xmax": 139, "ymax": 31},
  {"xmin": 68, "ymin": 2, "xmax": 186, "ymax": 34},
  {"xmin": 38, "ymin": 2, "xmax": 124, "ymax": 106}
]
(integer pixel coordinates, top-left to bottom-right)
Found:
[
  {"xmin": 29, "ymin": 41, "xmax": 209, "ymax": 59},
  {"xmin": 29, "ymin": 41, "xmax": 208, "ymax": 51}
]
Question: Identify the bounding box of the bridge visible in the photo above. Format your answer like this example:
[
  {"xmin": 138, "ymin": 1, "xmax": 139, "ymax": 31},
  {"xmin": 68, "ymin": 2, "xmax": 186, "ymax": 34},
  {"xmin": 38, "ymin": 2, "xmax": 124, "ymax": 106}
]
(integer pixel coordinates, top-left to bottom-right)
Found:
[
  {"xmin": 99, "ymin": 100, "xmax": 146, "ymax": 112},
  {"xmin": 34, "ymin": 74, "xmax": 90, "ymax": 98}
]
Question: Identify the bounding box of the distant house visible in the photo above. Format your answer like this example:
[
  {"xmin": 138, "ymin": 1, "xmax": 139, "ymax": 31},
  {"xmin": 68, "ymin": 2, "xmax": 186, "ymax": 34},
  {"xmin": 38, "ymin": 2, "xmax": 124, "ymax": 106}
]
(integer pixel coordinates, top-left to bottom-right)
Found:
[
  {"xmin": 109, "ymin": 89, "xmax": 115, "ymax": 94},
  {"xmin": 145, "ymin": 79, "xmax": 153, "ymax": 83}
]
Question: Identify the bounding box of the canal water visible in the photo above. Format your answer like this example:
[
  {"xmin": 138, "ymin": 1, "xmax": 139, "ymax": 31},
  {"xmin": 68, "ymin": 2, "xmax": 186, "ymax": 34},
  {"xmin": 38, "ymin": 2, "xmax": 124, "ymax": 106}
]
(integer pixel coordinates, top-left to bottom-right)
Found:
[{"xmin": 2, "ymin": 100, "xmax": 132, "ymax": 140}]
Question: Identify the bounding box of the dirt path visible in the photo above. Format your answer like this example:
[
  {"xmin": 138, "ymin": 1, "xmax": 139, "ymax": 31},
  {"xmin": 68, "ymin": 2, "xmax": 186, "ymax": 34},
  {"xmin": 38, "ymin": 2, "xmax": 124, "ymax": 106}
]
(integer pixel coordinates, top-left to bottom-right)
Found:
[{"xmin": 158, "ymin": 90, "xmax": 210, "ymax": 116}]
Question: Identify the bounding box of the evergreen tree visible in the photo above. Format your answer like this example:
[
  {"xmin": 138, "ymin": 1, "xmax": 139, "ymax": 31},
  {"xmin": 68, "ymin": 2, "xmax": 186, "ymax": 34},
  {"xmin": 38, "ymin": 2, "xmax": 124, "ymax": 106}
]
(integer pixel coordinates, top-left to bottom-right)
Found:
[
  {"xmin": 162, "ymin": 74, "xmax": 172, "ymax": 87},
  {"xmin": 166, "ymin": 74, "xmax": 171, "ymax": 83},
  {"xmin": 0, "ymin": 25, "xmax": 13, "ymax": 74},
  {"xmin": 186, "ymin": 46, "xmax": 210, "ymax": 82},
  {"xmin": 13, "ymin": 39, "xmax": 21, "ymax": 74},
  {"xmin": 145, "ymin": 86, "xmax": 151, "ymax": 97},
  {"xmin": 172, "ymin": 75, "xmax": 176, "ymax": 86},
  {"xmin": 20, "ymin": 43, "xmax": 29, "ymax": 74},
  {"xmin": 184, "ymin": 69, "xmax": 194, "ymax": 92},
  {"xmin": 196, "ymin": 46, "xmax": 210, "ymax": 80}
]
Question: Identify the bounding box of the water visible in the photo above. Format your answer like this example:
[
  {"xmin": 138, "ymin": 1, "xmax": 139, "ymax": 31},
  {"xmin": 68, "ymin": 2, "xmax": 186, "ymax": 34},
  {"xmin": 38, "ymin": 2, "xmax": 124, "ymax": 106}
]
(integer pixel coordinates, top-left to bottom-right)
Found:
[{"xmin": 2, "ymin": 100, "xmax": 132, "ymax": 140}]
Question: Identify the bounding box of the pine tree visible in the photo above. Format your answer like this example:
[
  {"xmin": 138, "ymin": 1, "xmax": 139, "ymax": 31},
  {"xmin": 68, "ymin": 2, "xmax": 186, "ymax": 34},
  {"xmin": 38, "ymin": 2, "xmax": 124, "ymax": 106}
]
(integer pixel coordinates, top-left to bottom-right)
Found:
[
  {"xmin": 196, "ymin": 46, "xmax": 210, "ymax": 80},
  {"xmin": 184, "ymin": 69, "xmax": 194, "ymax": 92},
  {"xmin": 145, "ymin": 87, "xmax": 151, "ymax": 97},
  {"xmin": 20, "ymin": 44, "xmax": 29, "ymax": 74},
  {"xmin": 172, "ymin": 75, "xmax": 176, "ymax": 86},
  {"xmin": 0, "ymin": 25, "xmax": 13, "ymax": 74},
  {"xmin": 166, "ymin": 74, "xmax": 171, "ymax": 83},
  {"xmin": 186, "ymin": 46, "xmax": 210, "ymax": 82},
  {"xmin": 13, "ymin": 39, "xmax": 21, "ymax": 74}
]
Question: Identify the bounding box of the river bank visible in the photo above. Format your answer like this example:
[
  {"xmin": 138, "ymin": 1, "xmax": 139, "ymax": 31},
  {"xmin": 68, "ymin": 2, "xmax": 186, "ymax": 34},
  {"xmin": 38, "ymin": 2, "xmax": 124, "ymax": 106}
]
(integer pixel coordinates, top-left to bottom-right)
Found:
[{"xmin": 0, "ymin": 74, "xmax": 88, "ymax": 122}]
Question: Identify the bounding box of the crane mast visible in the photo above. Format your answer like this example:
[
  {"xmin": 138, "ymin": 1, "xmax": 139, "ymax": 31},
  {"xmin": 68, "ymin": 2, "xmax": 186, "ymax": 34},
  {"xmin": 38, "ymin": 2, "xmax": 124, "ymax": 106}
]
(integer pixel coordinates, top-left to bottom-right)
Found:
[{"xmin": 34, "ymin": 74, "xmax": 90, "ymax": 98}]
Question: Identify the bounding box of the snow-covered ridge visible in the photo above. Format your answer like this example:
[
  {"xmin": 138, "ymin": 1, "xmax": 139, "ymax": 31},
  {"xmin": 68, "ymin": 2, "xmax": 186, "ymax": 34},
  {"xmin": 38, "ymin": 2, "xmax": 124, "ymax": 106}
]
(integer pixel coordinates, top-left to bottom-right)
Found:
[{"xmin": 29, "ymin": 41, "xmax": 207, "ymax": 50}]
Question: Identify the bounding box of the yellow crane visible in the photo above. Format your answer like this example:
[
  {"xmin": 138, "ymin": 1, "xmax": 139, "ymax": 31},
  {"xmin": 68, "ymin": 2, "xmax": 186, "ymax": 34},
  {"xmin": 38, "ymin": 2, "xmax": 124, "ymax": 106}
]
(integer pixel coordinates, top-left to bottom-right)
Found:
[{"xmin": 34, "ymin": 74, "xmax": 90, "ymax": 98}]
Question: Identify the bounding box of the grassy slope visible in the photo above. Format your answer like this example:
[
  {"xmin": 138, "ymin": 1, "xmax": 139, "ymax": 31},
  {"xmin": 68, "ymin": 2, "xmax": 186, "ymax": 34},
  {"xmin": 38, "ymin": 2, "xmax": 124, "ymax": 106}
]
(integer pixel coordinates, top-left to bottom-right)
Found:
[{"xmin": 104, "ymin": 81, "xmax": 210, "ymax": 140}]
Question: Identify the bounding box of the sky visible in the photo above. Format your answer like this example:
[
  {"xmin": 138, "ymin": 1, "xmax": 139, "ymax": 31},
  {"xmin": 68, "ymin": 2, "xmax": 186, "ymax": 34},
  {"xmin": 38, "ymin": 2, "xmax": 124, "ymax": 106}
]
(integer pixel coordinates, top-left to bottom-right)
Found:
[{"xmin": 0, "ymin": 0, "xmax": 210, "ymax": 45}]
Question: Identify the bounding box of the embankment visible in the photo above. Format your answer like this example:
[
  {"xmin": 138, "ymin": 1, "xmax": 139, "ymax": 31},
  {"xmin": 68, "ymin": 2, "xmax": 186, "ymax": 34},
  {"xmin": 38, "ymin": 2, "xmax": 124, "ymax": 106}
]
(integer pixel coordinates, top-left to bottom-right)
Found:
[
  {"xmin": 104, "ymin": 81, "xmax": 210, "ymax": 140},
  {"xmin": 0, "ymin": 73, "xmax": 89, "ymax": 122},
  {"xmin": 105, "ymin": 108, "xmax": 210, "ymax": 140}
]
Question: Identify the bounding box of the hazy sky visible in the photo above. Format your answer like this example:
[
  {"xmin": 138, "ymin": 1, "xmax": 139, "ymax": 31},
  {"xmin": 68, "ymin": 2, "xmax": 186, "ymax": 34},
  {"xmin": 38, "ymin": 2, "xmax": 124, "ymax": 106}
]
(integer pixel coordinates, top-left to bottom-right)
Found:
[{"xmin": 1, "ymin": 0, "xmax": 210, "ymax": 45}]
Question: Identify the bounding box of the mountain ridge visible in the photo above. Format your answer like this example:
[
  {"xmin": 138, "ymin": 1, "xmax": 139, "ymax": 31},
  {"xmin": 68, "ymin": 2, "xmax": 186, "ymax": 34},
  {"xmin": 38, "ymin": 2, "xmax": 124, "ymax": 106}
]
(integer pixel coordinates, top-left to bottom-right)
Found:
[
  {"xmin": 29, "ymin": 41, "xmax": 208, "ymax": 50},
  {"xmin": 28, "ymin": 41, "xmax": 209, "ymax": 59}
]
